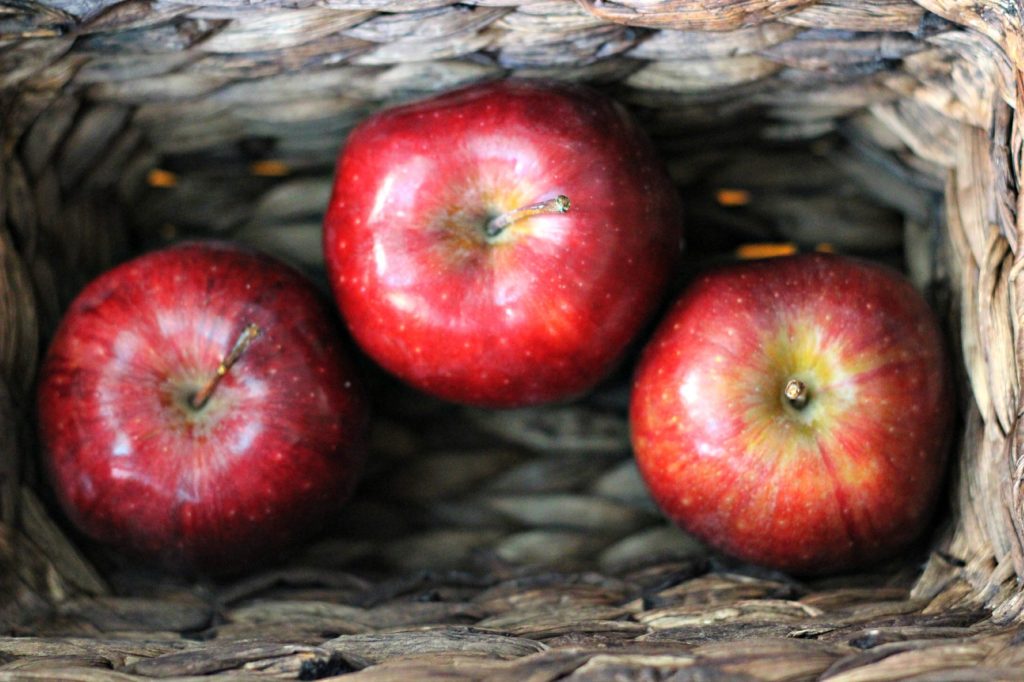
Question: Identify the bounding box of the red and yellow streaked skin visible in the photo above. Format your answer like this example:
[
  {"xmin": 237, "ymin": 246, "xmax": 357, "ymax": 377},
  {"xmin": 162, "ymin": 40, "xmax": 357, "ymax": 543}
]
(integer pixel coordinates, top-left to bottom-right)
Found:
[
  {"xmin": 324, "ymin": 79, "xmax": 682, "ymax": 408},
  {"xmin": 37, "ymin": 243, "xmax": 369, "ymax": 575},
  {"xmin": 630, "ymin": 253, "xmax": 952, "ymax": 575}
]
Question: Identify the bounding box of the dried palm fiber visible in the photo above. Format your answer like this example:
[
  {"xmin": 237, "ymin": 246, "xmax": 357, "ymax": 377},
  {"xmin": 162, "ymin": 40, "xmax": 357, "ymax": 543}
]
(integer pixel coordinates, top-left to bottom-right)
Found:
[{"xmin": 0, "ymin": 0, "xmax": 1022, "ymax": 678}]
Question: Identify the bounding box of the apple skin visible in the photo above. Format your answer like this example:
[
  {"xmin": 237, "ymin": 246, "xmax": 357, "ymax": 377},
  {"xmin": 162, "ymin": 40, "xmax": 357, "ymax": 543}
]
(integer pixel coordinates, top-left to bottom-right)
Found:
[
  {"xmin": 630, "ymin": 253, "xmax": 952, "ymax": 575},
  {"xmin": 324, "ymin": 79, "xmax": 683, "ymax": 408},
  {"xmin": 36, "ymin": 242, "xmax": 369, "ymax": 575}
]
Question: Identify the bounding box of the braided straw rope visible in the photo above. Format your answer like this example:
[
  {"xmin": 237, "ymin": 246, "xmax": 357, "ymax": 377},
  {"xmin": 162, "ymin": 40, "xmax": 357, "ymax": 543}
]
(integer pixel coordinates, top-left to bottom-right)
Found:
[{"xmin": 1, "ymin": 0, "xmax": 1024, "ymax": 677}]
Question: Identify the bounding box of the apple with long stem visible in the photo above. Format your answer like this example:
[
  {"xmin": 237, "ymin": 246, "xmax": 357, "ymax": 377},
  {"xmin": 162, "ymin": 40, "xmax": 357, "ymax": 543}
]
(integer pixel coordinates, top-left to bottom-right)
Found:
[
  {"xmin": 37, "ymin": 242, "xmax": 369, "ymax": 575},
  {"xmin": 630, "ymin": 253, "xmax": 952, "ymax": 574},
  {"xmin": 324, "ymin": 79, "xmax": 683, "ymax": 408}
]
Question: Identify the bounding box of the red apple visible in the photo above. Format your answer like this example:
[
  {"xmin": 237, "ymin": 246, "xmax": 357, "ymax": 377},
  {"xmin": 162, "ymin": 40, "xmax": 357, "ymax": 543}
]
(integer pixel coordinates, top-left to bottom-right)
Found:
[
  {"xmin": 37, "ymin": 242, "xmax": 369, "ymax": 575},
  {"xmin": 630, "ymin": 253, "xmax": 952, "ymax": 574},
  {"xmin": 324, "ymin": 79, "xmax": 682, "ymax": 407}
]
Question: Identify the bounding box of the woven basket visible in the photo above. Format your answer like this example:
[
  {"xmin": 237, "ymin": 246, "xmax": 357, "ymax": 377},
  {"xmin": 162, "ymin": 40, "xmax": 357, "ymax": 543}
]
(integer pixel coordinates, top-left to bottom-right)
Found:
[{"xmin": 2, "ymin": 0, "xmax": 1023, "ymax": 678}]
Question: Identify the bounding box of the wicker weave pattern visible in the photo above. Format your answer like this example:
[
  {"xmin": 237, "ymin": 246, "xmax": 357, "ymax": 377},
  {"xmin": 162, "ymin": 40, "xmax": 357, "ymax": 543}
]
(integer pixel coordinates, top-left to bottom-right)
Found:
[{"xmin": 1, "ymin": 0, "xmax": 1023, "ymax": 677}]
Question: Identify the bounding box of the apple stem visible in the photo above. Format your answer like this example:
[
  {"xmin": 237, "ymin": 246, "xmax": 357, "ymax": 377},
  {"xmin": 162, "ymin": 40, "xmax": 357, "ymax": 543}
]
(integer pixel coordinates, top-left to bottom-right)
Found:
[
  {"xmin": 784, "ymin": 379, "xmax": 810, "ymax": 410},
  {"xmin": 189, "ymin": 323, "xmax": 261, "ymax": 411},
  {"xmin": 484, "ymin": 195, "xmax": 570, "ymax": 239}
]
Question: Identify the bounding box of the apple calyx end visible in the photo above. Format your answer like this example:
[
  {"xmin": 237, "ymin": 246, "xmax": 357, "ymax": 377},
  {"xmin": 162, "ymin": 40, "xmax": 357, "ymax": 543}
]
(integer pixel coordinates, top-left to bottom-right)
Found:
[
  {"xmin": 188, "ymin": 323, "xmax": 261, "ymax": 411},
  {"xmin": 483, "ymin": 194, "xmax": 571, "ymax": 239},
  {"xmin": 783, "ymin": 378, "xmax": 810, "ymax": 411}
]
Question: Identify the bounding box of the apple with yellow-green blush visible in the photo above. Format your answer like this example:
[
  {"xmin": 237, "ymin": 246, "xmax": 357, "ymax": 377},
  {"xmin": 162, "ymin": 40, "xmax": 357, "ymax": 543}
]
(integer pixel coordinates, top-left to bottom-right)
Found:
[{"xmin": 630, "ymin": 253, "xmax": 952, "ymax": 574}]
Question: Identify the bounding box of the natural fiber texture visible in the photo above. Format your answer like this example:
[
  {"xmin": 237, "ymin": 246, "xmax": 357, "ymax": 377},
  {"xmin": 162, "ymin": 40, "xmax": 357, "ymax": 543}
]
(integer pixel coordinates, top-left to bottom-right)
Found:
[
  {"xmin": 0, "ymin": 397, "xmax": 1019, "ymax": 681},
  {"xmin": 1, "ymin": 0, "xmax": 1023, "ymax": 678}
]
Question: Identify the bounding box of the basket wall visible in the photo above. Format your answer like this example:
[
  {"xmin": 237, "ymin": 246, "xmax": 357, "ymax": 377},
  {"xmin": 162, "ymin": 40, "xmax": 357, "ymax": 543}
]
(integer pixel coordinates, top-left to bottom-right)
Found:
[{"xmin": 0, "ymin": 0, "xmax": 1023, "ymax": 678}]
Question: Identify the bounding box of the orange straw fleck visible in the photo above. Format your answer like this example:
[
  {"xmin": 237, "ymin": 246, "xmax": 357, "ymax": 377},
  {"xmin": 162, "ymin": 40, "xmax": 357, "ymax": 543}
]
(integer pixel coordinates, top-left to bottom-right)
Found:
[
  {"xmin": 716, "ymin": 189, "xmax": 752, "ymax": 206},
  {"xmin": 736, "ymin": 243, "xmax": 798, "ymax": 260},
  {"xmin": 250, "ymin": 160, "xmax": 291, "ymax": 177},
  {"xmin": 147, "ymin": 169, "xmax": 178, "ymax": 188}
]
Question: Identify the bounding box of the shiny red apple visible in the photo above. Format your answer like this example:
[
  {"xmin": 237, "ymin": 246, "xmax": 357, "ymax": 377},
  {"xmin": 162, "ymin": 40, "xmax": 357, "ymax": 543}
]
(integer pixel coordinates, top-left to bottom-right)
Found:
[
  {"xmin": 37, "ymin": 242, "xmax": 369, "ymax": 575},
  {"xmin": 324, "ymin": 79, "xmax": 683, "ymax": 407},
  {"xmin": 630, "ymin": 253, "xmax": 952, "ymax": 574}
]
